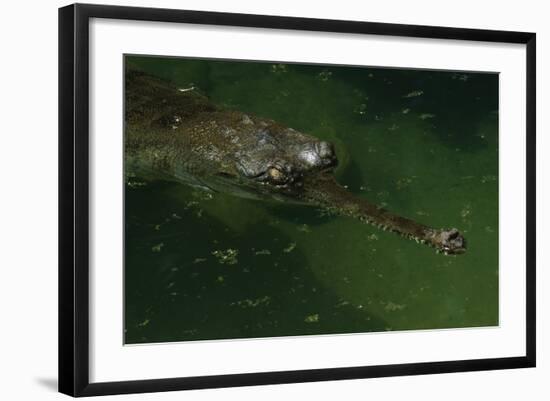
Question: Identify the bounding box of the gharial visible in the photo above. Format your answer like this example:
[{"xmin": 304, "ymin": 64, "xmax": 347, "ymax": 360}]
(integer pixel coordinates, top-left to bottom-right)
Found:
[{"xmin": 125, "ymin": 68, "xmax": 466, "ymax": 255}]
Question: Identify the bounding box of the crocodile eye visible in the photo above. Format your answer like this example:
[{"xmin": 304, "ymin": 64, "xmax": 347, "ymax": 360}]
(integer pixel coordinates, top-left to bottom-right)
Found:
[{"xmin": 267, "ymin": 167, "xmax": 286, "ymax": 184}]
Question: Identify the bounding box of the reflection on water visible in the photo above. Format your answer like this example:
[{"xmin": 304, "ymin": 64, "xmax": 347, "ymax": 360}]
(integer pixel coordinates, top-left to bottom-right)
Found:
[{"xmin": 125, "ymin": 56, "xmax": 498, "ymax": 344}]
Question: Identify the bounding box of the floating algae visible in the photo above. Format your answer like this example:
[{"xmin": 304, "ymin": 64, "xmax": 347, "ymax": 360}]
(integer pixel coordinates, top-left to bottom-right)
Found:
[
  {"xmin": 212, "ymin": 249, "xmax": 239, "ymax": 265},
  {"xmin": 230, "ymin": 296, "xmax": 271, "ymax": 308},
  {"xmin": 283, "ymin": 242, "xmax": 297, "ymax": 253},
  {"xmin": 304, "ymin": 314, "xmax": 320, "ymax": 323},
  {"xmin": 151, "ymin": 243, "xmax": 164, "ymax": 252},
  {"xmin": 403, "ymin": 90, "xmax": 424, "ymax": 98},
  {"xmin": 317, "ymin": 70, "xmax": 332, "ymax": 81},
  {"xmin": 255, "ymin": 249, "xmax": 271, "ymax": 256}
]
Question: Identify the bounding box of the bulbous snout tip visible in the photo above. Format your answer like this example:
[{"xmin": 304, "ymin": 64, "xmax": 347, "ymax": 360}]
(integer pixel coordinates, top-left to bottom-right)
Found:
[{"xmin": 434, "ymin": 228, "xmax": 466, "ymax": 255}]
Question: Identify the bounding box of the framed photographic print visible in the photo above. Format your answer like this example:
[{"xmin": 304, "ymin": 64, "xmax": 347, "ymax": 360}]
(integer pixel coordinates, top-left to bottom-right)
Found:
[{"xmin": 58, "ymin": 3, "xmax": 536, "ymax": 397}]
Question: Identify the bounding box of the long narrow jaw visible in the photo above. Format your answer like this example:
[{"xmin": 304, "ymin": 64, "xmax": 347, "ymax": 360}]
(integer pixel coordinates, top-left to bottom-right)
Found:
[{"xmin": 298, "ymin": 173, "xmax": 467, "ymax": 255}]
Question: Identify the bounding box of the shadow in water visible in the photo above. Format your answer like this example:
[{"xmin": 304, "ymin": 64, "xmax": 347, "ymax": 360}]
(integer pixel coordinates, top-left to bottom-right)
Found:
[{"xmin": 125, "ymin": 181, "xmax": 388, "ymax": 344}]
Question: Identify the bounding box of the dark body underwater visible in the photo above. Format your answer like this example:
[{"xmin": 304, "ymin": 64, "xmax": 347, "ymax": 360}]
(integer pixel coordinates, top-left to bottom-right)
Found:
[{"xmin": 125, "ymin": 57, "xmax": 498, "ymax": 343}]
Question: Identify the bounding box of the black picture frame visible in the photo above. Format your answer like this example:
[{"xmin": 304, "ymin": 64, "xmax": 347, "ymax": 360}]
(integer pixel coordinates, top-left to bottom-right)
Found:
[{"xmin": 59, "ymin": 3, "xmax": 536, "ymax": 397}]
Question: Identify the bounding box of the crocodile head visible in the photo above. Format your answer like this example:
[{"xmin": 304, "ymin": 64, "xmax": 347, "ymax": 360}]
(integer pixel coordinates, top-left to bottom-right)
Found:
[
  {"xmin": 230, "ymin": 127, "xmax": 339, "ymax": 200},
  {"xmin": 199, "ymin": 114, "xmax": 341, "ymax": 203}
]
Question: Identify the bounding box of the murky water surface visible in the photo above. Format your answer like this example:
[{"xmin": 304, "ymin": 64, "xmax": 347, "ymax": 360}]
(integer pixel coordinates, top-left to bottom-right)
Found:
[{"xmin": 125, "ymin": 56, "xmax": 498, "ymax": 344}]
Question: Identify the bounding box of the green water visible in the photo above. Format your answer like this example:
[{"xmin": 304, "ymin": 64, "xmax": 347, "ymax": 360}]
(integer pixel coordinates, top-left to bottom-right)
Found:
[{"xmin": 124, "ymin": 56, "xmax": 499, "ymax": 344}]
